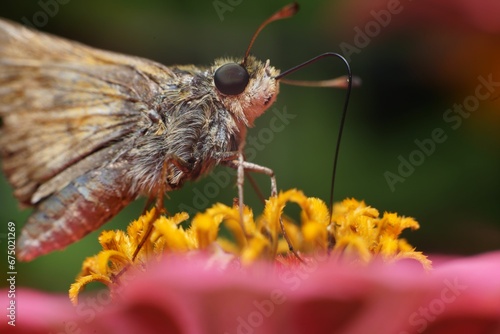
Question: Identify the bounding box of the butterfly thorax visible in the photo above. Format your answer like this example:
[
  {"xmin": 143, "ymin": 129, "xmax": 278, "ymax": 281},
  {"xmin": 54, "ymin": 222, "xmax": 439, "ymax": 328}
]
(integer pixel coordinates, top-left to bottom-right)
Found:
[{"xmin": 126, "ymin": 56, "xmax": 280, "ymax": 197}]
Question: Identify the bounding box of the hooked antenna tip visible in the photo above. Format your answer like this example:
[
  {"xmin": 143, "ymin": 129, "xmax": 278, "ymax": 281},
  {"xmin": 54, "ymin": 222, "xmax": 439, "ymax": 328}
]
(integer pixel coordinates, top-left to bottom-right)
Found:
[
  {"xmin": 243, "ymin": 3, "xmax": 300, "ymax": 65},
  {"xmin": 281, "ymin": 2, "xmax": 300, "ymax": 17}
]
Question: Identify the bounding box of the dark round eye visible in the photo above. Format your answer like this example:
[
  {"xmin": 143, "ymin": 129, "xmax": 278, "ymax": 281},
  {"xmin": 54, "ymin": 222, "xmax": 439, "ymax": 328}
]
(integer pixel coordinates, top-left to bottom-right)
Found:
[{"xmin": 214, "ymin": 63, "xmax": 250, "ymax": 96}]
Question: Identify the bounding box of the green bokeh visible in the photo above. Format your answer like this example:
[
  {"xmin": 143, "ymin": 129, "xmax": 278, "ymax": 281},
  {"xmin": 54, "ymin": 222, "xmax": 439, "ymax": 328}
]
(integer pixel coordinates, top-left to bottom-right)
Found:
[{"xmin": 1, "ymin": 0, "xmax": 498, "ymax": 292}]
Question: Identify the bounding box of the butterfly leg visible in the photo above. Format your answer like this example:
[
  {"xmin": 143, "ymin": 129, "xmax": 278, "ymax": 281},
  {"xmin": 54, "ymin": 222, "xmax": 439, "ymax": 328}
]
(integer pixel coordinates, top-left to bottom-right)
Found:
[
  {"xmin": 131, "ymin": 157, "xmax": 173, "ymax": 261},
  {"xmin": 223, "ymin": 153, "xmax": 302, "ymax": 261},
  {"xmin": 131, "ymin": 193, "xmax": 164, "ymax": 262}
]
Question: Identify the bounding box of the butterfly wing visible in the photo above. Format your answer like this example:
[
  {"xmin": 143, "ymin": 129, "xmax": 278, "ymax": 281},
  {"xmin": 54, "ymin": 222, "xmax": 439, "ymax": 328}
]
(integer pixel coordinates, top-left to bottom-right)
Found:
[
  {"xmin": 0, "ymin": 19, "xmax": 175, "ymax": 260},
  {"xmin": 0, "ymin": 18, "xmax": 175, "ymax": 205}
]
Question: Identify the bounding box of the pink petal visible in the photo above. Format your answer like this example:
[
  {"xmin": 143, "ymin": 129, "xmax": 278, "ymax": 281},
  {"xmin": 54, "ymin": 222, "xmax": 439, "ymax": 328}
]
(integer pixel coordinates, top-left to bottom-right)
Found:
[
  {"xmin": 334, "ymin": 0, "xmax": 500, "ymax": 33},
  {"xmin": 3, "ymin": 252, "xmax": 500, "ymax": 334},
  {"xmin": 0, "ymin": 289, "xmax": 76, "ymax": 334}
]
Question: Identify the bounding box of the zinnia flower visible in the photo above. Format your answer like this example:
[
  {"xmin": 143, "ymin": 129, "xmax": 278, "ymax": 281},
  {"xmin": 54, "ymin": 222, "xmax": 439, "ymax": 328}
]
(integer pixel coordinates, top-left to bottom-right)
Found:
[
  {"xmin": 69, "ymin": 189, "xmax": 431, "ymax": 304},
  {"xmin": 3, "ymin": 190, "xmax": 499, "ymax": 334},
  {"xmin": 2, "ymin": 253, "xmax": 500, "ymax": 333}
]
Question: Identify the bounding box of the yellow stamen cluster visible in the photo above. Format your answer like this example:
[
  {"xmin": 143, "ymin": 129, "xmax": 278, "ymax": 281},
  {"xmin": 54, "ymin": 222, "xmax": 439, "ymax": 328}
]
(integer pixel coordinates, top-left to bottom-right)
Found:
[{"xmin": 69, "ymin": 189, "xmax": 431, "ymax": 304}]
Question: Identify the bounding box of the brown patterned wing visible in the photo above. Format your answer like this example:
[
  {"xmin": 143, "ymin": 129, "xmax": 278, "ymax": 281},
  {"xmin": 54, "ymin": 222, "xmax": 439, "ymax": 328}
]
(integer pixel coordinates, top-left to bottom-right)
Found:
[
  {"xmin": 0, "ymin": 19, "xmax": 176, "ymax": 260},
  {"xmin": 0, "ymin": 18, "xmax": 174, "ymax": 206}
]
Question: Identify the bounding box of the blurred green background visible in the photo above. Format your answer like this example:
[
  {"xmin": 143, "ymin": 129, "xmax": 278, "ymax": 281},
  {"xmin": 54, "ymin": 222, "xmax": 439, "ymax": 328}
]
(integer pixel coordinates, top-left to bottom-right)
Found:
[{"xmin": 1, "ymin": 0, "xmax": 499, "ymax": 292}]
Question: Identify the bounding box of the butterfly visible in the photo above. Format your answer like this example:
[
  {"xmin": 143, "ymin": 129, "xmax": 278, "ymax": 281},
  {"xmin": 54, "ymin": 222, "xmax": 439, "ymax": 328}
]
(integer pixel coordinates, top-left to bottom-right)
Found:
[{"xmin": 0, "ymin": 3, "xmax": 353, "ymax": 261}]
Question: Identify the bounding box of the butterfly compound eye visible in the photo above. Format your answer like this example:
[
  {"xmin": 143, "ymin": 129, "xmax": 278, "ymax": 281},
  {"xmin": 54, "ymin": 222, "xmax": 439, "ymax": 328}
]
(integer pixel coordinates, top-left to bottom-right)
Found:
[{"xmin": 214, "ymin": 63, "xmax": 250, "ymax": 95}]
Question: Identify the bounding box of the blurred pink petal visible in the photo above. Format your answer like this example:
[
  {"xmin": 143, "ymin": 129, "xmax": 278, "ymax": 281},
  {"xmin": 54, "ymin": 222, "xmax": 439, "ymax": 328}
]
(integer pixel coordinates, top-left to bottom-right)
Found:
[
  {"xmin": 0, "ymin": 289, "xmax": 76, "ymax": 334},
  {"xmin": 2, "ymin": 252, "xmax": 500, "ymax": 334},
  {"xmin": 327, "ymin": 0, "xmax": 500, "ymax": 121},
  {"xmin": 333, "ymin": 0, "xmax": 500, "ymax": 33}
]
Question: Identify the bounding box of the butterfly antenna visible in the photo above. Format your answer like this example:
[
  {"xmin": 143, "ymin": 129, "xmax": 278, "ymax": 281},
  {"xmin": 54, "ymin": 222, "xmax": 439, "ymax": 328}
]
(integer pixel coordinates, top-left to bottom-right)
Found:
[{"xmin": 243, "ymin": 2, "xmax": 299, "ymax": 66}]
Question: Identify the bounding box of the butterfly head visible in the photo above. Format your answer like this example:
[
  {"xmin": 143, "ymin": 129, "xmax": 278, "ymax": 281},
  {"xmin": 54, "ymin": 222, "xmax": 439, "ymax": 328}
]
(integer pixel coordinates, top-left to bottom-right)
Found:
[
  {"xmin": 209, "ymin": 3, "xmax": 298, "ymax": 126},
  {"xmin": 212, "ymin": 56, "xmax": 279, "ymax": 126}
]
